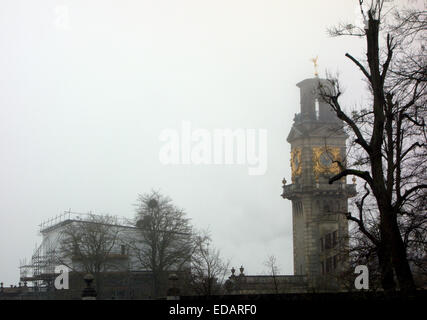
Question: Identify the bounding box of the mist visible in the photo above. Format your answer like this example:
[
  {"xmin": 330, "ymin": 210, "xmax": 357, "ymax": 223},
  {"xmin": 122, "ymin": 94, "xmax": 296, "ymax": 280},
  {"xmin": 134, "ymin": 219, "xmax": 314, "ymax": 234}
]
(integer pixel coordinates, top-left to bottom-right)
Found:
[{"xmin": 0, "ymin": 0, "xmax": 371, "ymax": 286}]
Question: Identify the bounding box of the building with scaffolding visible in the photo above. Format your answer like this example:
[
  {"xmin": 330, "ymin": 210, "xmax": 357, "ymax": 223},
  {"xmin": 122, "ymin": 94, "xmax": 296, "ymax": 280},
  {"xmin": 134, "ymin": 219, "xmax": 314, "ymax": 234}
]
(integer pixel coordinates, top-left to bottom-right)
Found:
[
  {"xmin": 19, "ymin": 210, "xmax": 191, "ymax": 299},
  {"xmin": 20, "ymin": 211, "xmax": 128, "ymax": 287}
]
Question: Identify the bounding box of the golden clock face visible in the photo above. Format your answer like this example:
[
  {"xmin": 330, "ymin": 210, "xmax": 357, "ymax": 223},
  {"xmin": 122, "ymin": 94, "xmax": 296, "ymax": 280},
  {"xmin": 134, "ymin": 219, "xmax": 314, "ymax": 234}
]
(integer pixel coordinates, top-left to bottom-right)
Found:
[
  {"xmin": 313, "ymin": 147, "xmax": 341, "ymax": 180},
  {"xmin": 319, "ymin": 151, "xmax": 333, "ymax": 168},
  {"xmin": 291, "ymin": 148, "xmax": 302, "ymax": 179},
  {"xmin": 293, "ymin": 154, "xmax": 300, "ymax": 168}
]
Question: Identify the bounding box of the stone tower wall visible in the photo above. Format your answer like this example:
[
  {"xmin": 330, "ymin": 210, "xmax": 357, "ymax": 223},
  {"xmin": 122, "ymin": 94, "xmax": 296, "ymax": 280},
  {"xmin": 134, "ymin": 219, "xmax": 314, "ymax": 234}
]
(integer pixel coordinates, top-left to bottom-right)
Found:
[{"xmin": 283, "ymin": 77, "xmax": 356, "ymax": 290}]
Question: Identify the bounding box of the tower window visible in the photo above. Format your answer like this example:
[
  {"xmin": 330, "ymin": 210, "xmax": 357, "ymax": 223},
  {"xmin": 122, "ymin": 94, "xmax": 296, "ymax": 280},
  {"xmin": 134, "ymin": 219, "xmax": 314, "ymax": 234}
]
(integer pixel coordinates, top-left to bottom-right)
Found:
[
  {"xmin": 332, "ymin": 231, "xmax": 338, "ymax": 248},
  {"xmin": 333, "ymin": 255, "xmax": 338, "ymax": 270},
  {"xmin": 326, "ymin": 257, "xmax": 332, "ymax": 273},
  {"xmin": 315, "ymin": 99, "xmax": 320, "ymax": 120},
  {"xmin": 320, "ymin": 231, "xmax": 339, "ymax": 252},
  {"xmin": 325, "ymin": 233, "xmax": 332, "ymax": 250},
  {"xmin": 323, "ymin": 203, "xmax": 330, "ymax": 212}
]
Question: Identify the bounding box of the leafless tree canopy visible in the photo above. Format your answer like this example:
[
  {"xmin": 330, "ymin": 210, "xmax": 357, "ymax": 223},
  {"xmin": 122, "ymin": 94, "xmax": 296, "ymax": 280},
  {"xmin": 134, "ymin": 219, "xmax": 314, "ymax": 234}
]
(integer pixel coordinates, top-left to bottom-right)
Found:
[
  {"xmin": 129, "ymin": 190, "xmax": 195, "ymax": 297},
  {"xmin": 264, "ymin": 255, "xmax": 280, "ymax": 294},
  {"xmin": 319, "ymin": 0, "xmax": 426, "ymax": 293},
  {"xmin": 189, "ymin": 231, "xmax": 230, "ymax": 296},
  {"xmin": 58, "ymin": 214, "xmax": 123, "ymax": 293}
]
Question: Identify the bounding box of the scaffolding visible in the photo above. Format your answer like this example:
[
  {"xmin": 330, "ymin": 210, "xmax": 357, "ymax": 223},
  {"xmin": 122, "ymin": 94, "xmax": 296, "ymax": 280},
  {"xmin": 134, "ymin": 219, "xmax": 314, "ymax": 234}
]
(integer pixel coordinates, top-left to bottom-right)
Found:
[
  {"xmin": 19, "ymin": 238, "xmax": 58, "ymax": 287},
  {"xmin": 19, "ymin": 210, "xmax": 132, "ymax": 286},
  {"xmin": 39, "ymin": 210, "xmax": 130, "ymax": 233}
]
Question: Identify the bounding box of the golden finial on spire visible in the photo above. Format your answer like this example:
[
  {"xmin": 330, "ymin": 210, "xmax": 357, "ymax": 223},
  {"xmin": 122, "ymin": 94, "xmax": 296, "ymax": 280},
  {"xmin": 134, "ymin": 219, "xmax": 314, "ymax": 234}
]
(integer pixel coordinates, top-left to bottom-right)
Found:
[{"xmin": 310, "ymin": 56, "xmax": 319, "ymax": 77}]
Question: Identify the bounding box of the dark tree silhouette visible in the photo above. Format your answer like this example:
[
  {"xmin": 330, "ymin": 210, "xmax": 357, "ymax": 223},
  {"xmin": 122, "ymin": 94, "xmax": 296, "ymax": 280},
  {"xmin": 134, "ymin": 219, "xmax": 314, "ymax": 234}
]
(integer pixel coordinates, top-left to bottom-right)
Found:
[
  {"xmin": 128, "ymin": 191, "xmax": 195, "ymax": 297},
  {"xmin": 58, "ymin": 214, "xmax": 123, "ymax": 295},
  {"xmin": 319, "ymin": 0, "xmax": 426, "ymax": 293},
  {"xmin": 189, "ymin": 232, "xmax": 229, "ymax": 296}
]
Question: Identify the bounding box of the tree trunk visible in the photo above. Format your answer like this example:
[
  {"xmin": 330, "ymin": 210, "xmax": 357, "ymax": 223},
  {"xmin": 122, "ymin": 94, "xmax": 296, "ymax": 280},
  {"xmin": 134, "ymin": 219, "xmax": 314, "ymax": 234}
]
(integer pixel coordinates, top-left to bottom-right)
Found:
[
  {"xmin": 379, "ymin": 204, "xmax": 416, "ymax": 293},
  {"xmin": 389, "ymin": 216, "xmax": 416, "ymax": 293},
  {"xmin": 377, "ymin": 244, "xmax": 396, "ymax": 292}
]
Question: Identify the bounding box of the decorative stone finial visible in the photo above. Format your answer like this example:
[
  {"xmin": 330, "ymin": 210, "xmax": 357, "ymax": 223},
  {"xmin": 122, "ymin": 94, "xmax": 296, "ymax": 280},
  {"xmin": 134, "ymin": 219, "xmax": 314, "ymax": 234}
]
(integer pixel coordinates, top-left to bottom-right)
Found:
[
  {"xmin": 169, "ymin": 273, "xmax": 178, "ymax": 281},
  {"xmin": 81, "ymin": 274, "xmax": 97, "ymax": 300}
]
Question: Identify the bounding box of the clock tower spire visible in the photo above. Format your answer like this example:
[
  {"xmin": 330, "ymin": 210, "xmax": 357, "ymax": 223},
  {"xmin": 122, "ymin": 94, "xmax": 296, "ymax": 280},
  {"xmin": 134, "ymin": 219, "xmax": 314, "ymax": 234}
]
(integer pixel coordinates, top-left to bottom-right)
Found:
[{"xmin": 282, "ymin": 77, "xmax": 356, "ymax": 290}]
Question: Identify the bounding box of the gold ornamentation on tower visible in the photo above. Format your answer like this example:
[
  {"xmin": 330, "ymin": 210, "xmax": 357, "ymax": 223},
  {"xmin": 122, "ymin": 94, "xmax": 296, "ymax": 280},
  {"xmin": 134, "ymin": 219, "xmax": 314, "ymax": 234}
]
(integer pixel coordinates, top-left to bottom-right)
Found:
[
  {"xmin": 312, "ymin": 146, "xmax": 341, "ymax": 181},
  {"xmin": 291, "ymin": 148, "xmax": 302, "ymax": 180},
  {"xmin": 310, "ymin": 56, "xmax": 319, "ymax": 77}
]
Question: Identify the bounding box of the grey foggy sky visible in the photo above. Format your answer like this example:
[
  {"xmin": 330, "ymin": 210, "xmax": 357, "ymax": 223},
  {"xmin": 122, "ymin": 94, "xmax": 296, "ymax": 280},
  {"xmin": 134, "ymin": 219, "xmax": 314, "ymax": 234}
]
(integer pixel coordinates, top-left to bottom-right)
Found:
[{"xmin": 1, "ymin": 0, "xmax": 413, "ymax": 286}]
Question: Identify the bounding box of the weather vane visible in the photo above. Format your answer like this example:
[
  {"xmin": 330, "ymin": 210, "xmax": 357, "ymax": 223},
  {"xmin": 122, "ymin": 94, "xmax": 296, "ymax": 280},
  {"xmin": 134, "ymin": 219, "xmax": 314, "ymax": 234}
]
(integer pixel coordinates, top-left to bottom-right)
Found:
[{"xmin": 310, "ymin": 56, "xmax": 319, "ymax": 77}]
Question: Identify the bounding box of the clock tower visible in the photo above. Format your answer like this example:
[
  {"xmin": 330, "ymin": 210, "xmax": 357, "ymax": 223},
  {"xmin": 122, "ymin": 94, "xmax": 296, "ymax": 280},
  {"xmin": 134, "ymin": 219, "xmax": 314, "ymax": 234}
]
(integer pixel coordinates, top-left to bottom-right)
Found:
[{"xmin": 282, "ymin": 77, "xmax": 356, "ymax": 290}]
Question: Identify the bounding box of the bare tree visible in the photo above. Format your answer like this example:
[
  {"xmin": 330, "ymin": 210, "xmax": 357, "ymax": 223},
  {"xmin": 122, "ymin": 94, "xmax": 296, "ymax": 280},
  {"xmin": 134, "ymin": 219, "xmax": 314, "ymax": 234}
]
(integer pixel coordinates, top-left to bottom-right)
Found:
[
  {"xmin": 129, "ymin": 190, "xmax": 195, "ymax": 298},
  {"xmin": 58, "ymin": 214, "xmax": 123, "ymax": 295},
  {"xmin": 264, "ymin": 255, "xmax": 280, "ymax": 294},
  {"xmin": 319, "ymin": 0, "xmax": 426, "ymax": 293},
  {"xmin": 189, "ymin": 232, "xmax": 230, "ymax": 296},
  {"xmin": 347, "ymin": 189, "xmax": 427, "ymax": 288},
  {"xmin": 344, "ymin": 221, "xmax": 383, "ymax": 291}
]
